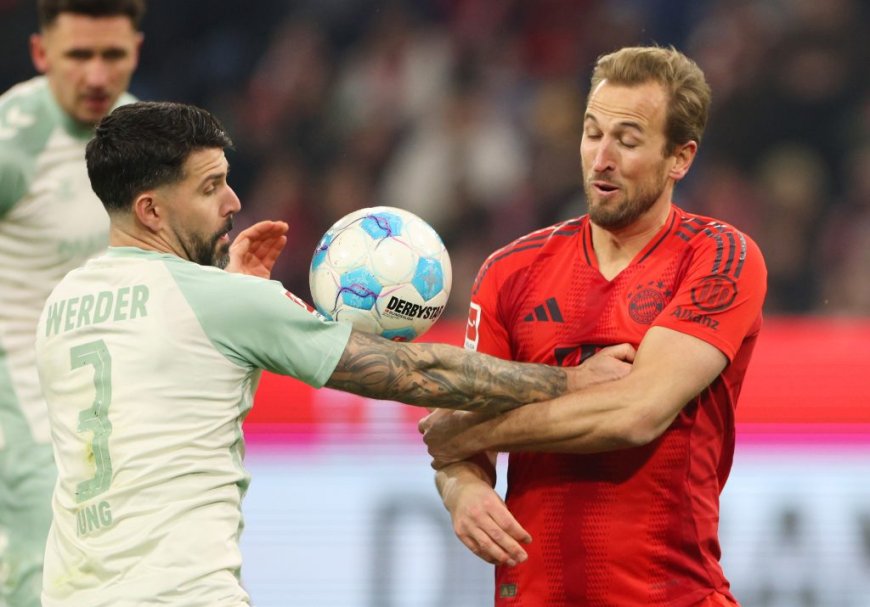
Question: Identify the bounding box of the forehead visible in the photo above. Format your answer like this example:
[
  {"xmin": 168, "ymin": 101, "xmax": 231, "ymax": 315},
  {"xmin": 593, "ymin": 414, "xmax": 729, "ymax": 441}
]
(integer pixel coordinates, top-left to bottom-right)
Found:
[
  {"xmin": 44, "ymin": 14, "xmax": 138, "ymax": 49},
  {"xmin": 585, "ymin": 80, "xmax": 668, "ymax": 132},
  {"xmin": 182, "ymin": 148, "xmax": 228, "ymax": 180}
]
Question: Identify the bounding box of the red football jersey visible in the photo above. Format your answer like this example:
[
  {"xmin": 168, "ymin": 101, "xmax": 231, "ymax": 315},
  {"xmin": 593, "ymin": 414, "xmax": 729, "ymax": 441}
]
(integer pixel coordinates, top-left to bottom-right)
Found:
[{"xmin": 464, "ymin": 205, "xmax": 766, "ymax": 607}]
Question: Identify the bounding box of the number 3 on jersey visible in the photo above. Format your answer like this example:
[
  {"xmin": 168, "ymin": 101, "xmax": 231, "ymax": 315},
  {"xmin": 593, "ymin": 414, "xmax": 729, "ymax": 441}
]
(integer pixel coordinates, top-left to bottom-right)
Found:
[{"xmin": 71, "ymin": 340, "xmax": 114, "ymax": 503}]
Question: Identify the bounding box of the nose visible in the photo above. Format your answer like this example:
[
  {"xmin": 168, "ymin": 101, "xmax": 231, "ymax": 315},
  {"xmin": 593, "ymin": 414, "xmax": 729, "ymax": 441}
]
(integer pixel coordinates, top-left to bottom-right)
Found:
[
  {"xmin": 590, "ymin": 138, "xmax": 617, "ymax": 174},
  {"xmin": 84, "ymin": 59, "xmax": 111, "ymax": 88},
  {"xmin": 225, "ymin": 187, "xmax": 242, "ymax": 215}
]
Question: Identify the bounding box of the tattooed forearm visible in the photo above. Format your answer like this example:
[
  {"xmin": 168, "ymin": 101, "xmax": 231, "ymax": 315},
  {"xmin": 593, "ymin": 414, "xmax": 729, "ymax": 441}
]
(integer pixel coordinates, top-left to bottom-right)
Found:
[{"xmin": 325, "ymin": 330, "xmax": 567, "ymax": 413}]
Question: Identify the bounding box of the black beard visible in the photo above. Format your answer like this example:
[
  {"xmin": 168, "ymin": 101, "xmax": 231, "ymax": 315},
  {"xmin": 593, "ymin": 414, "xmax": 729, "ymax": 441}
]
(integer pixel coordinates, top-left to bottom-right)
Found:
[{"xmin": 186, "ymin": 221, "xmax": 231, "ymax": 268}]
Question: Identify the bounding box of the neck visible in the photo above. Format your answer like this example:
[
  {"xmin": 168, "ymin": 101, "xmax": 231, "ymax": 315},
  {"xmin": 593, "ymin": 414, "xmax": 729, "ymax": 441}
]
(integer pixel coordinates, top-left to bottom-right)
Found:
[
  {"xmin": 109, "ymin": 223, "xmax": 178, "ymax": 258},
  {"xmin": 590, "ymin": 199, "xmax": 672, "ymax": 280}
]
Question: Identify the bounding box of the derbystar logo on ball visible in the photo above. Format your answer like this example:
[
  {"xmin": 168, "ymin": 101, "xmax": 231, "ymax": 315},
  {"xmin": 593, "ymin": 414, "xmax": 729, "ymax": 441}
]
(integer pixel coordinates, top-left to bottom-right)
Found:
[
  {"xmin": 383, "ymin": 296, "xmax": 445, "ymax": 321},
  {"xmin": 309, "ymin": 206, "xmax": 452, "ymax": 342}
]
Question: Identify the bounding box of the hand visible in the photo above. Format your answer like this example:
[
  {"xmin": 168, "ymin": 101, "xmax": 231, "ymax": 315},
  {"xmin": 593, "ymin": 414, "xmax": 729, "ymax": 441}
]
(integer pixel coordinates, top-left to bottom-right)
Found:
[
  {"xmin": 419, "ymin": 409, "xmax": 487, "ymax": 468},
  {"xmin": 566, "ymin": 343, "xmax": 635, "ymax": 391},
  {"xmin": 439, "ymin": 462, "xmax": 531, "ymax": 566},
  {"xmin": 226, "ymin": 220, "xmax": 289, "ymax": 279}
]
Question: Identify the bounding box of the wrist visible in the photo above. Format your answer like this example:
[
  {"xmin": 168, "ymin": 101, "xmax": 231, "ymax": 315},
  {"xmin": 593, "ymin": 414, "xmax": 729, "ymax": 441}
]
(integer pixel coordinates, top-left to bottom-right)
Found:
[{"xmin": 436, "ymin": 459, "xmax": 495, "ymax": 508}]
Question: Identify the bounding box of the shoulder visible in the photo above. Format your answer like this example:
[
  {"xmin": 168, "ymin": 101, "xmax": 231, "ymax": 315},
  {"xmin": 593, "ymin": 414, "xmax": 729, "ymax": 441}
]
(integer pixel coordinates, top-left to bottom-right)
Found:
[
  {"xmin": 472, "ymin": 216, "xmax": 585, "ymax": 295},
  {"xmin": 0, "ymin": 76, "xmax": 56, "ymax": 156},
  {"xmin": 674, "ymin": 207, "xmax": 767, "ymax": 295},
  {"xmin": 678, "ymin": 208, "xmax": 764, "ymax": 262},
  {"xmin": 162, "ymin": 256, "xmax": 285, "ymax": 304},
  {"xmin": 0, "ymin": 77, "xmax": 59, "ymax": 214}
]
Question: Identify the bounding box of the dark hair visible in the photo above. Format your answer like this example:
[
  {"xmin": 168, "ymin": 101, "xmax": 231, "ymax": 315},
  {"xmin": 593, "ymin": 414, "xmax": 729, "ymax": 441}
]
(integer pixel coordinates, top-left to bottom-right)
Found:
[
  {"xmin": 86, "ymin": 101, "xmax": 234, "ymax": 212},
  {"xmin": 589, "ymin": 46, "xmax": 711, "ymax": 154},
  {"xmin": 38, "ymin": 0, "xmax": 146, "ymax": 29}
]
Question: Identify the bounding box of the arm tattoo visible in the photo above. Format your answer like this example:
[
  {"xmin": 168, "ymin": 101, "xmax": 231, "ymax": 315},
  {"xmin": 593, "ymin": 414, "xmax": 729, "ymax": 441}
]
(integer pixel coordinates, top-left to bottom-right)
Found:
[{"xmin": 325, "ymin": 330, "xmax": 567, "ymax": 413}]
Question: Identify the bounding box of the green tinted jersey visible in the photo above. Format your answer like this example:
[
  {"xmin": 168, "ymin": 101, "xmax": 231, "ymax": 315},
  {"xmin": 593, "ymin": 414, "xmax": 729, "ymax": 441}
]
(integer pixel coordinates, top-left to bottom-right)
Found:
[
  {"xmin": 0, "ymin": 76, "xmax": 135, "ymax": 448},
  {"xmin": 36, "ymin": 247, "xmax": 351, "ymax": 606}
]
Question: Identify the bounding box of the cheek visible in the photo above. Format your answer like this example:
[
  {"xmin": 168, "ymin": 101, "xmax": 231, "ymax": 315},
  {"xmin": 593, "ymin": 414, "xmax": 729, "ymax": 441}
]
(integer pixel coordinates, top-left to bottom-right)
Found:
[{"xmin": 113, "ymin": 60, "xmax": 138, "ymax": 81}]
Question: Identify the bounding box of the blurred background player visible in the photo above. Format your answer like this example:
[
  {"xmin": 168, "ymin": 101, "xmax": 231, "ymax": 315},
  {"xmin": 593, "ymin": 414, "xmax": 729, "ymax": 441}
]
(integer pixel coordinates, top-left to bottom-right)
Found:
[
  {"xmin": 420, "ymin": 46, "xmax": 767, "ymax": 606},
  {"xmin": 0, "ymin": 1, "xmax": 144, "ymax": 605}
]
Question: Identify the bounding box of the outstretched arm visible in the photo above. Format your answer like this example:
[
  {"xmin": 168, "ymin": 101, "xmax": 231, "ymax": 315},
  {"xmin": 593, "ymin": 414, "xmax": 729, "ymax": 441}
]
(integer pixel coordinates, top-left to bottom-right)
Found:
[
  {"xmin": 421, "ymin": 326, "xmax": 727, "ymax": 463},
  {"xmin": 325, "ymin": 329, "xmax": 587, "ymax": 414}
]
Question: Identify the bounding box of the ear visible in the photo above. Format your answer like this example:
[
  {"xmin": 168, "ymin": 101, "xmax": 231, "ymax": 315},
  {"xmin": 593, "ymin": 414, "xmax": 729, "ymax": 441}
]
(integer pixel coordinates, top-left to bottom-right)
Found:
[
  {"xmin": 132, "ymin": 192, "xmax": 163, "ymax": 233},
  {"xmin": 30, "ymin": 34, "xmax": 49, "ymax": 73},
  {"xmin": 668, "ymin": 141, "xmax": 698, "ymax": 182},
  {"xmin": 132, "ymin": 33, "xmax": 144, "ymax": 68}
]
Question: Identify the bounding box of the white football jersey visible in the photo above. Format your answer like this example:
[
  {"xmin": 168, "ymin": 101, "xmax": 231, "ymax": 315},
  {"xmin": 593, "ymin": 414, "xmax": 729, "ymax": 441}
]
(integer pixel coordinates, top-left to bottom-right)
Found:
[
  {"xmin": 0, "ymin": 76, "xmax": 135, "ymax": 448},
  {"xmin": 36, "ymin": 247, "xmax": 352, "ymax": 606}
]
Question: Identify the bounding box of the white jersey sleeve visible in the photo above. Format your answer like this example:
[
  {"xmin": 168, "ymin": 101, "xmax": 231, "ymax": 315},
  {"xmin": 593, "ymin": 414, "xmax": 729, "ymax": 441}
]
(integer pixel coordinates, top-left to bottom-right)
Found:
[{"xmin": 35, "ymin": 247, "xmax": 351, "ymax": 606}]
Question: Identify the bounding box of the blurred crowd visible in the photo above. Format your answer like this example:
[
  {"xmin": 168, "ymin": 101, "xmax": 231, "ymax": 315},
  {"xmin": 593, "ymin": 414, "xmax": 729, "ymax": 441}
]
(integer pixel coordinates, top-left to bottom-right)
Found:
[{"xmin": 2, "ymin": 0, "xmax": 867, "ymax": 318}]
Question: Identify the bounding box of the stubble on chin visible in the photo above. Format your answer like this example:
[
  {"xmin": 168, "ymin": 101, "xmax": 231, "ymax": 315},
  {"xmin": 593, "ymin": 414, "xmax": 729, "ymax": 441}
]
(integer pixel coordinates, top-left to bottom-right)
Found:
[{"xmin": 215, "ymin": 245, "xmax": 230, "ymax": 269}]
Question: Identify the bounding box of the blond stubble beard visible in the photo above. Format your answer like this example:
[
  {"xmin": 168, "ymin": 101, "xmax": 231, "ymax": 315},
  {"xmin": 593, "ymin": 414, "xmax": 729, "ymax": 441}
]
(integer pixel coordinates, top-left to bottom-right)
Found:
[{"xmin": 583, "ymin": 164, "xmax": 670, "ymax": 230}]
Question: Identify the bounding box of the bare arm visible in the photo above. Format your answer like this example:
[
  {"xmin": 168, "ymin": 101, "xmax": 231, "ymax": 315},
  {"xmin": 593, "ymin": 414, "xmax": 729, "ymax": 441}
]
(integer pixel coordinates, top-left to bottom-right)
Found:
[
  {"xmin": 421, "ymin": 327, "xmax": 727, "ymax": 462},
  {"xmin": 325, "ymin": 329, "xmax": 573, "ymax": 414},
  {"xmin": 424, "ymin": 344, "xmax": 636, "ymax": 566}
]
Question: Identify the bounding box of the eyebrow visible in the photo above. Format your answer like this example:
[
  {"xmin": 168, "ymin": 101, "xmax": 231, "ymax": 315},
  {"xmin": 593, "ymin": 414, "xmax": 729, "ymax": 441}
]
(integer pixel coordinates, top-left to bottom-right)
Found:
[
  {"xmin": 63, "ymin": 47, "xmax": 129, "ymax": 58},
  {"xmin": 584, "ymin": 112, "xmax": 645, "ymax": 133},
  {"xmin": 198, "ymin": 168, "xmax": 229, "ymax": 189}
]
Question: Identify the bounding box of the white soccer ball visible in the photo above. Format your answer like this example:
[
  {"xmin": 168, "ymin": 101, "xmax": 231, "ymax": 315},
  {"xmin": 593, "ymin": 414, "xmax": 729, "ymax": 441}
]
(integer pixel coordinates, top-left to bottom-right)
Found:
[{"xmin": 309, "ymin": 206, "xmax": 452, "ymax": 341}]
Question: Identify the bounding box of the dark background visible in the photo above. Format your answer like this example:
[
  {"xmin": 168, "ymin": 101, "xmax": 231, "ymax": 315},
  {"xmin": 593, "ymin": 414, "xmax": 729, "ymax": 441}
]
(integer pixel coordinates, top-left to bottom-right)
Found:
[{"xmin": 3, "ymin": 0, "xmax": 868, "ymax": 319}]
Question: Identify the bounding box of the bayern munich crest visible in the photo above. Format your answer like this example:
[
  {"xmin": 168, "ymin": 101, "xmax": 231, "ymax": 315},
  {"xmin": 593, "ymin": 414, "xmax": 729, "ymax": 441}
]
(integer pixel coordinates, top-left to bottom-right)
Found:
[{"xmin": 627, "ymin": 280, "xmax": 672, "ymax": 324}]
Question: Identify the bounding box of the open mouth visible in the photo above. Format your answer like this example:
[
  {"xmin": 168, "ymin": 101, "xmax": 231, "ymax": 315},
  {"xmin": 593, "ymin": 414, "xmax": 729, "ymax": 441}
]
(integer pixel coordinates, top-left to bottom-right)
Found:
[{"xmin": 592, "ymin": 181, "xmax": 619, "ymax": 194}]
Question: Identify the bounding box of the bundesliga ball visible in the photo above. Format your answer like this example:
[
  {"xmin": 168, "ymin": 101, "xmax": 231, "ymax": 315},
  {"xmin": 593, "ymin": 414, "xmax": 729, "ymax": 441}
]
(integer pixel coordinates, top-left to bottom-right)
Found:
[{"xmin": 309, "ymin": 206, "xmax": 452, "ymax": 341}]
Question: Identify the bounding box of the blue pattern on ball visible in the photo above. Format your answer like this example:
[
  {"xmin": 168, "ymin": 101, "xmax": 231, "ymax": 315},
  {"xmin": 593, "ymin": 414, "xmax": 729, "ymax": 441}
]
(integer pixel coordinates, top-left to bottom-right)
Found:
[
  {"xmin": 411, "ymin": 258, "xmax": 443, "ymax": 301},
  {"xmin": 339, "ymin": 268, "xmax": 382, "ymax": 309},
  {"xmin": 311, "ymin": 233, "xmax": 333, "ymax": 271},
  {"xmin": 381, "ymin": 327, "xmax": 418, "ymax": 341},
  {"xmin": 360, "ymin": 212, "xmax": 403, "ymax": 240}
]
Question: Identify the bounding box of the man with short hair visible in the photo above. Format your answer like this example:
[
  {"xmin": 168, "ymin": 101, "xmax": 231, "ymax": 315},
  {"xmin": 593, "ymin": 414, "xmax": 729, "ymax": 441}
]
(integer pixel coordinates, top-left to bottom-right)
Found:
[
  {"xmin": 420, "ymin": 46, "xmax": 767, "ymax": 607},
  {"xmin": 34, "ymin": 100, "xmax": 633, "ymax": 606},
  {"xmin": 0, "ymin": 2, "xmax": 145, "ymax": 604}
]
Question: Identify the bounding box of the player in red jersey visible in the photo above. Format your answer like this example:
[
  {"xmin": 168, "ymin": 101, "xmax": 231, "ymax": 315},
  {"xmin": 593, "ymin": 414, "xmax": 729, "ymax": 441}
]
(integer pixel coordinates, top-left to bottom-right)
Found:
[{"xmin": 419, "ymin": 46, "xmax": 766, "ymax": 607}]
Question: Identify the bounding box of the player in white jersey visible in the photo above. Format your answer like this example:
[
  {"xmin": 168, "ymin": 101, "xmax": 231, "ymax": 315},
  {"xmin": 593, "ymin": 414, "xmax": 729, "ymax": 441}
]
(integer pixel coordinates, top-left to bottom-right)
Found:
[
  {"xmin": 34, "ymin": 101, "xmax": 631, "ymax": 606},
  {"xmin": 0, "ymin": 2, "xmax": 144, "ymax": 605}
]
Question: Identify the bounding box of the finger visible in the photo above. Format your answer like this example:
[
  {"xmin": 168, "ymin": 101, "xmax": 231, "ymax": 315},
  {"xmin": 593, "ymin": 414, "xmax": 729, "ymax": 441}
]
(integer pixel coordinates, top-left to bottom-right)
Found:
[
  {"xmin": 457, "ymin": 527, "xmax": 509, "ymax": 565},
  {"xmin": 229, "ymin": 235, "xmax": 249, "ymax": 254},
  {"xmin": 246, "ymin": 220, "xmax": 289, "ymax": 238},
  {"xmin": 417, "ymin": 412, "xmax": 434, "ymax": 434},
  {"xmin": 490, "ymin": 508, "xmax": 532, "ymax": 545},
  {"xmin": 430, "ymin": 456, "xmax": 458, "ymax": 470},
  {"xmin": 599, "ymin": 342, "xmax": 636, "ymax": 362},
  {"xmin": 465, "ymin": 525, "xmax": 525, "ymax": 566}
]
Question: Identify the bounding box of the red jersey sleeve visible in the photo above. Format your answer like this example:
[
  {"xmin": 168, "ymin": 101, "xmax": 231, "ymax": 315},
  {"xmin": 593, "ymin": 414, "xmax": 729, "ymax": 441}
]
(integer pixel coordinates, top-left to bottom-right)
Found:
[
  {"xmin": 655, "ymin": 223, "xmax": 767, "ymax": 361},
  {"xmin": 464, "ymin": 253, "xmax": 512, "ymax": 359}
]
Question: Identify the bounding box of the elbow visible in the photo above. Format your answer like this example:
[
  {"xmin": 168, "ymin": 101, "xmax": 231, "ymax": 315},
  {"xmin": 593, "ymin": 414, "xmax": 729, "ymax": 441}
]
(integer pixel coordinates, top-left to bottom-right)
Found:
[{"xmin": 608, "ymin": 406, "xmax": 671, "ymax": 449}]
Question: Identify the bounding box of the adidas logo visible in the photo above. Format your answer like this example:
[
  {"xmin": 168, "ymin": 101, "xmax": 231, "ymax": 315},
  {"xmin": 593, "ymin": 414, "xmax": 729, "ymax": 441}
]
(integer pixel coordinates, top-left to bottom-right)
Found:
[{"xmin": 523, "ymin": 297, "xmax": 563, "ymax": 322}]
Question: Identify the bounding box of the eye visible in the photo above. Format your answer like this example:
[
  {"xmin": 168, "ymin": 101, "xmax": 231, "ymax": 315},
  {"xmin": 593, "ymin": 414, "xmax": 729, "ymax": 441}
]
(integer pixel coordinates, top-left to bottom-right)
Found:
[
  {"xmin": 101, "ymin": 49, "xmax": 129, "ymax": 62},
  {"xmin": 65, "ymin": 49, "xmax": 95, "ymax": 61}
]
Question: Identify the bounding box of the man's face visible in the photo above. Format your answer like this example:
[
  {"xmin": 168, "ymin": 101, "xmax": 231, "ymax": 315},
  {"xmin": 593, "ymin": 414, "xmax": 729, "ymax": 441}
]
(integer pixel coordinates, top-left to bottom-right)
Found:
[
  {"xmin": 159, "ymin": 148, "xmax": 241, "ymax": 268},
  {"xmin": 580, "ymin": 80, "xmax": 675, "ymax": 230},
  {"xmin": 31, "ymin": 14, "xmax": 142, "ymax": 126}
]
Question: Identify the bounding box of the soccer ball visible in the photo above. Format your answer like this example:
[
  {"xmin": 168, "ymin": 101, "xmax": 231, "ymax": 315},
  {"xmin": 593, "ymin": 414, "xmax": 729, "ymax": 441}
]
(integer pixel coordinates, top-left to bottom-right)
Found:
[{"xmin": 309, "ymin": 206, "xmax": 452, "ymax": 341}]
